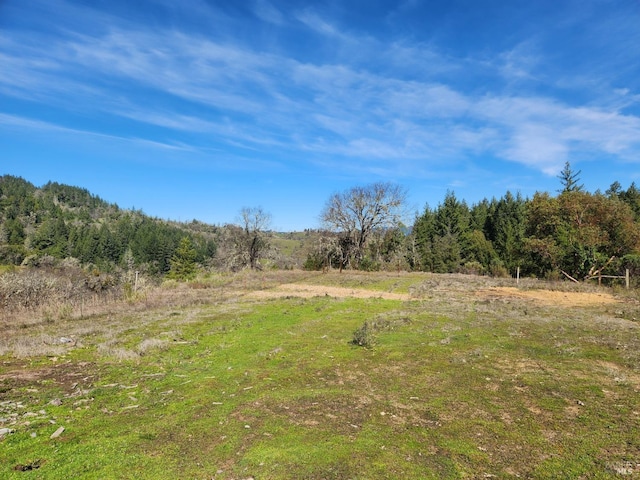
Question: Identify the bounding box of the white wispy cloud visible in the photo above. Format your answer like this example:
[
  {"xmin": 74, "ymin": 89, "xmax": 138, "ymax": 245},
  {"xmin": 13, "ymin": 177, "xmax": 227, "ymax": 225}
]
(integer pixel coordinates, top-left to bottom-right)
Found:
[
  {"xmin": 2, "ymin": 0, "xmax": 640, "ymax": 181},
  {"xmin": 0, "ymin": 113, "xmax": 191, "ymax": 152},
  {"xmin": 253, "ymin": 0, "xmax": 285, "ymax": 25},
  {"xmin": 295, "ymin": 9, "xmax": 343, "ymax": 38}
]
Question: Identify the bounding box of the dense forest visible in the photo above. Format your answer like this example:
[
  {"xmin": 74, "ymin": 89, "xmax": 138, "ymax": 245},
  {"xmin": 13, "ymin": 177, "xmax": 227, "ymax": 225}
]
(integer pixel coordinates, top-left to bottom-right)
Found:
[
  {"xmin": 408, "ymin": 187, "xmax": 640, "ymax": 281},
  {"xmin": 2, "ymin": 167, "xmax": 640, "ymax": 284},
  {"xmin": 0, "ymin": 175, "xmax": 217, "ymax": 274}
]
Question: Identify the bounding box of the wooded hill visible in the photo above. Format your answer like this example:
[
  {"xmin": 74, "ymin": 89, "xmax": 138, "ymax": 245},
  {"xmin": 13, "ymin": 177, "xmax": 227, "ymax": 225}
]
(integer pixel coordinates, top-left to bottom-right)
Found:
[{"xmin": 0, "ymin": 175, "xmax": 217, "ymax": 274}]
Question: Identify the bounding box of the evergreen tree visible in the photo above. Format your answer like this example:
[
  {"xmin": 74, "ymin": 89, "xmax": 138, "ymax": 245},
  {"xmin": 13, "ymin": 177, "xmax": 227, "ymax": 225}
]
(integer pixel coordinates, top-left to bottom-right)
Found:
[
  {"xmin": 4, "ymin": 218, "xmax": 25, "ymax": 245},
  {"xmin": 619, "ymin": 182, "xmax": 640, "ymax": 220},
  {"xmin": 433, "ymin": 191, "xmax": 469, "ymax": 272},
  {"xmin": 411, "ymin": 205, "xmax": 436, "ymax": 271},
  {"xmin": 557, "ymin": 161, "xmax": 584, "ymax": 193},
  {"xmin": 98, "ymin": 224, "xmax": 120, "ymax": 264},
  {"xmin": 606, "ymin": 181, "xmax": 622, "ymax": 199},
  {"xmin": 168, "ymin": 237, "xmax": 198, "ymax": 280},
  {"xmin": 486, "ymin": 192, "xmax": 527, "ymax": 272}
]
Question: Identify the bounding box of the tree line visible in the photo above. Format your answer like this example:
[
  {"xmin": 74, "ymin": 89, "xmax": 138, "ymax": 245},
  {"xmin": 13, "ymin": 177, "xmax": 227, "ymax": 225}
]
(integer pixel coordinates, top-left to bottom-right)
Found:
[
  {"xmin": 308, "ymin": 163, "xmax": 640, "ymax": 283},
  {"xmin": 3, "ymin": 163, "xmax": 640, "ymax": 283}
]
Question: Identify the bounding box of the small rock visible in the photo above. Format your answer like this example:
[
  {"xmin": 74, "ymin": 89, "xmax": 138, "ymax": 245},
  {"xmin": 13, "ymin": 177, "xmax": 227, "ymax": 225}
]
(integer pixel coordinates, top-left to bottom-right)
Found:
[
  {"xmin": 50, "ymin": 398, "xmax": 63, "ymax": 406},
  {"xmin": 0, "ymin": 427, "xmax": 15, "ymax": 436},
  {"xmin": 577, "ymin": 400, "xmax": 585, "ymax": 406},
  {"xmin": 50, "ymin": 426, "xmax": 65, "ymax": 439}
]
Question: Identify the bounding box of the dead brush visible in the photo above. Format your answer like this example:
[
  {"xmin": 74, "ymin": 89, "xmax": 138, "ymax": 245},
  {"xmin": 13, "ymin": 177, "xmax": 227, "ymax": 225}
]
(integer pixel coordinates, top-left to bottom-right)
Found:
[
  {"xmin": 0, "ymin": 334, "xmax": 70, "ymax": 358},
  {"xmin": 352, "ymin": 314, "xmax": 412, "ymax": 348},
  {"xmin": 136, "ymin": 338, "xmax": 169, "ymax": 355},
  {"xmin": 0, "ymin": 270, "xmax": 60, "ymax": 310}
]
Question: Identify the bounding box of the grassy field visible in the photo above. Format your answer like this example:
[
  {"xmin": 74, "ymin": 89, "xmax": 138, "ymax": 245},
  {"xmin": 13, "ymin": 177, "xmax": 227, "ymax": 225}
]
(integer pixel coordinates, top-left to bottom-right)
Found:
[{"xmin": 1, "ymin": 271, "xmax": 640, "ymax": 479}]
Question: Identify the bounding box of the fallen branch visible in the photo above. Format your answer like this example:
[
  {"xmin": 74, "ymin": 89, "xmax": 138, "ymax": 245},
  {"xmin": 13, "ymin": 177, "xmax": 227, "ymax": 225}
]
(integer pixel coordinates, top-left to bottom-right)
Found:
[{"xmin": 561, "ymin": 270, "xmax": 580, "ymax": 283}]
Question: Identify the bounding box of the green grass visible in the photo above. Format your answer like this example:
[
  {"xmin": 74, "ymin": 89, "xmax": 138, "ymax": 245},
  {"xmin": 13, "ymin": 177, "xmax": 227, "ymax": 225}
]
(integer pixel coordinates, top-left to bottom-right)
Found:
[
  {"xmin": 1, "ymin": 272, "xmax": 639, "ymax": 478},
  {"xmin": 299, "ymin": 270, "xmax": 422, "ymax": 294},
  {"xmin": 0, "ymin": 264, "xmax": 15, "ymax": 274}
]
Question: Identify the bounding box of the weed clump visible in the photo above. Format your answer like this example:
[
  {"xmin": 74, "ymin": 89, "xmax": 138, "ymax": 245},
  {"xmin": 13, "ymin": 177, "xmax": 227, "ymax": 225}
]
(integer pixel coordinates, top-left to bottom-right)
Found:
[
  {"xmin": 351, "ymin": 321, "xmax": 376, "ymax": 348},
  {"xmin": 352, "ymin": 315, "xmax": 413, "ymax": 348}
]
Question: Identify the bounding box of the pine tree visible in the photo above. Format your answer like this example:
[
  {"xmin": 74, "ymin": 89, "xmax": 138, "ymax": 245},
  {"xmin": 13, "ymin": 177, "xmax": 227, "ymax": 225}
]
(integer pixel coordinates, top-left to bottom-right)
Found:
[
  {"xmin": 558, "ymin": 161, "xmax": 584, "ymax": 193},
  {"xmin": 168, "ymin": 237, "xmax": 198, "ymax": 280}
]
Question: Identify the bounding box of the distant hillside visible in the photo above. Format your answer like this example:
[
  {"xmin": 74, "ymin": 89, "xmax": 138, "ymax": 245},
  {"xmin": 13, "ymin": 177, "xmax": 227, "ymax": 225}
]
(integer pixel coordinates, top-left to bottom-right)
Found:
[{"xmin": 0, "ymin": 175, "xmax": 217, "ymax": 273}]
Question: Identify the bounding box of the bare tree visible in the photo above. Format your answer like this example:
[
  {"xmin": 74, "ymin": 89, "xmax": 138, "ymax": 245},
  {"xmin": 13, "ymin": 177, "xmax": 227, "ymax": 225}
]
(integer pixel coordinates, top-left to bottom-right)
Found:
[
  {"xmin": 214, "ymin": 207, "xmax": 272, "ymax": 271},
  {"xmin": 237, "ymin": 206, "xmax": 272, "ymax": 270},
  {"xmin": 307, "ymin": 232, "xmax": 341, "ymax": 272},
  {"xmin": 320, "ymin": 182, "xmax": 407, "ymax": 269}
]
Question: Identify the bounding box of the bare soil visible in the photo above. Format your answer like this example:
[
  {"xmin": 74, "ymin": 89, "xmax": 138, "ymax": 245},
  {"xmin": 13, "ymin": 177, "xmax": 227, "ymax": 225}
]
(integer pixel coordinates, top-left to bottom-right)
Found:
[
  {"xmin": 248, "ymin": 282, "xmax": 621, "ymax": 307},
  {"xmin": 478, "ymin": 286, "xmax": 619, "ymax": 307}
]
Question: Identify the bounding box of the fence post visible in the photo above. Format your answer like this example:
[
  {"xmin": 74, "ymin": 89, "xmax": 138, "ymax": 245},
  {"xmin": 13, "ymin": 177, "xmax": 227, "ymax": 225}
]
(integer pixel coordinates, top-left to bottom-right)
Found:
[
  {"xmin": 626, "ymin": 269, "xmax": 630, "ymax": 289},
  {"xmin": 516, "ymin": 266, "xmax": 520, "ymax": 286}
]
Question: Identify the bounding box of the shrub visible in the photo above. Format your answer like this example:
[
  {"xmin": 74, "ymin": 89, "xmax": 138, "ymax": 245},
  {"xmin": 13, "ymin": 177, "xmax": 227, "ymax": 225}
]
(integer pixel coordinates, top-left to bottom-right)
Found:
[
  {"xmin": 351, "ymin": 321, "xmax": 375, "ymax": 348},
  {"xmin": 461, "ymin": 261, "xmax": 484, "ymax": 276},
  {"xmin": 0, "ymin": 264, "xmax": 121, "ymax": 312},
  {"xmin": 489, "ymin": 260, "xmax": 509, "ymax": 278},
  {"xmin": 0, "ymin": 270, "xmax": 59, "ymax": 309},
  {"xmin": 303, "ymin": 253, "xmax": 324, "ymax": 271},
  {"xmin": 359, "ymin": 257, "xmax": 381, "ymax": 272}
]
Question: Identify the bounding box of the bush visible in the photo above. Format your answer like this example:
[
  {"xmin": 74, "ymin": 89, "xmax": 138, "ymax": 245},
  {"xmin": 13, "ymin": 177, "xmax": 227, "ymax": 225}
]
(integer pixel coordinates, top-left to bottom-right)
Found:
[
  {"xmin": 0, "ymin": 264, "xmax": 121, "ymax": 311},
  {"xmin": 351, "ymin": 321, "xmax": 375, "ymax": 348},
  {"xmin": 359, "ymin": 257, "xmax": 381, "ymax": 272},
  {"xmin": 0, "ymin": 270, "xmax": 59, "ymax": 309},
  {"xmin": 489, "ymin": 260, "xmax": 509, "ymax": 278},
  {"xmin": 303, "ymin": 253, "xmax": 324, "ymax": 271},
  {"xmin": 0, "ymin": 245, "xmax": 26, "ymax": 265},
  {"xmin": 460, "ymin": 261, "xmax": 484, "ymax": 276}
]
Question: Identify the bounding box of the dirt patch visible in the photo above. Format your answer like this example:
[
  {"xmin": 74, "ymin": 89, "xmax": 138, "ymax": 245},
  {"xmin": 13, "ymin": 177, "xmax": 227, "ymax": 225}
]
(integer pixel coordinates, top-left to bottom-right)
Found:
[
  {"xmin": 248, "ymin": 283, "xmax": 409, "ymax": 301},
  {"xmin": 477, "ymin": 287, "xmax": 619, "ymax": 307},
  {"xmin": 249, "ymin": 283, "xmax": 619, "ymax": 307},
  {"xmin": 0, "ymin": 360, "xmax": 97, "ymax": 393}
]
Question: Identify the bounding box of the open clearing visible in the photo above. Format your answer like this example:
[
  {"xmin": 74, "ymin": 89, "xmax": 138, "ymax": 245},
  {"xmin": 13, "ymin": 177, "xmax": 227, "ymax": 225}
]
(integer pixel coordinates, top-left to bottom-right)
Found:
[
  {"xmin": 248, "ymin": 283, "xmax": 411, "ymax": 301},
  {"xmin": 1, "ymin": 271, "xmax": 640, "ymax": 479},
  {"xmin": 251, "ymin": 281, "xmax": 620, "ymax": 307}
]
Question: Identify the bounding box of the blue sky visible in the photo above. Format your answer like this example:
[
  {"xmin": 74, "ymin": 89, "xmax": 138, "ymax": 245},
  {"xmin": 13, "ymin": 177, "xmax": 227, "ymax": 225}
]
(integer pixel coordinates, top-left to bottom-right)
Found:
[{"xmin": 2, "ymin": 0, "xmax": 640, "ymax": 230}]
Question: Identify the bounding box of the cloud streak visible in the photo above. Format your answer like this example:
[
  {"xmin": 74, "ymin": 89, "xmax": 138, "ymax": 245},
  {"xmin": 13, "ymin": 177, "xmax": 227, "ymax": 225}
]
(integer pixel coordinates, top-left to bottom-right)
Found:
[{"xmin": 1, "ymin": 0, "xmax": 640, "ymax": 181}]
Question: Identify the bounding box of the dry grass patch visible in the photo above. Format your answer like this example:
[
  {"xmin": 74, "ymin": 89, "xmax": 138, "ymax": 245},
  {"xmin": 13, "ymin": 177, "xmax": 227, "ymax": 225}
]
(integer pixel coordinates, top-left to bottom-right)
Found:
[
  {"xmin": 249, "ymin": 282, "xmax": 410, "ymax": 300},
  {"xmin": 478, "ymin": 286, "xmax": 619, "ymax": 307}
]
